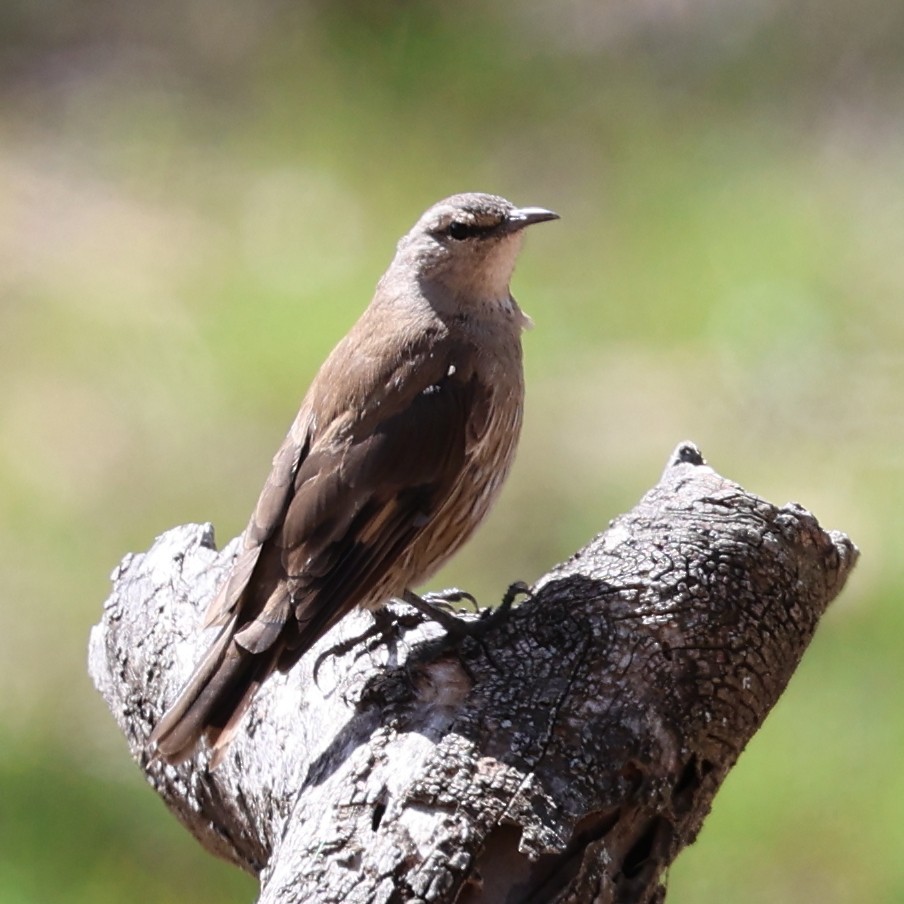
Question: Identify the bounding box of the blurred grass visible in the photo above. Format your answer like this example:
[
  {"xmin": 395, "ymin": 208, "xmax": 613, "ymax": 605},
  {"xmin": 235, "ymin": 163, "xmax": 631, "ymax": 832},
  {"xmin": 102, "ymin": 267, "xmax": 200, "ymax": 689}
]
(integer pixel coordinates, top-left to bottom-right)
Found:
[
  {"xmin": 1, "ymin": 2, "xmax": 902, "ymax": 901},
  {"xmin": 0, "ymin": 729, "xmax": 256, "ymax": 904}
]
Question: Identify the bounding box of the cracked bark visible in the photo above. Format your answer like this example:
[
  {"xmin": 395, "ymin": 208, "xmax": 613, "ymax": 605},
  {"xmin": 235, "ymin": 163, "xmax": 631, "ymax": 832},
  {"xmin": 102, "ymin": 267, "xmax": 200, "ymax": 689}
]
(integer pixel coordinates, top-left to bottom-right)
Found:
[{"xmin": 88, "ymin": 442, "xmax": 858, "ymax": 903}]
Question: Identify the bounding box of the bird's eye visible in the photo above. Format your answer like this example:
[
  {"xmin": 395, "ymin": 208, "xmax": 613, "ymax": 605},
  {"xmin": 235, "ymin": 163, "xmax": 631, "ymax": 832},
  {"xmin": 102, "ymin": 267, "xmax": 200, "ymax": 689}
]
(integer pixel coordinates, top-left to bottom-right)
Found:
[{"xmin": 447, "ymin": 220, "xmax": 478, "ymax": 241}]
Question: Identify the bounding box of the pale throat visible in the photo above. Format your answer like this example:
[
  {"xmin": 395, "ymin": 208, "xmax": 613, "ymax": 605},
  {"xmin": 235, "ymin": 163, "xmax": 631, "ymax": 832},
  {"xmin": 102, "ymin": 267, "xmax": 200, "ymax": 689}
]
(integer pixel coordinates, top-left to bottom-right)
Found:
[{"xmin": 448, "ymin": 236, "xmax": 525, "ymax": 307}]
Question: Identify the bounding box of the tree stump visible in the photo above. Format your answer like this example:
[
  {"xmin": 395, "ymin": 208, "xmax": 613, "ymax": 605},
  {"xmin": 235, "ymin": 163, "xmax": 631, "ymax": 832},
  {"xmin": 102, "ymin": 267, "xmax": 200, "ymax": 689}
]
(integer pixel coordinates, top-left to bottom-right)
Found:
[{"xmin": 88, "ymin": 443, "xmax": 858, "ymax": 903}]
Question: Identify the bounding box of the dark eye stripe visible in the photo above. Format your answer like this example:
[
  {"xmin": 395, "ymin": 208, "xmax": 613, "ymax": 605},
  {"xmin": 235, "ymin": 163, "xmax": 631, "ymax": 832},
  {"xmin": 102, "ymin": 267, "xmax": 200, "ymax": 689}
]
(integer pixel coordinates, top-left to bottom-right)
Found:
[{"xmin": 448, "ymin": 220, "xmax": 490, "ymax": 240}]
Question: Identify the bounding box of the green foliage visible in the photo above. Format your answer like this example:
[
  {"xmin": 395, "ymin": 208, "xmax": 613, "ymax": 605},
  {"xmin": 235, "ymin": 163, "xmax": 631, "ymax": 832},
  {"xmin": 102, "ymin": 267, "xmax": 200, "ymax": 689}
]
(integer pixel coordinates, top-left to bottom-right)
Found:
[{"xmin": 0, "ymin": 732, "xmax": 255, "ymax": 903}]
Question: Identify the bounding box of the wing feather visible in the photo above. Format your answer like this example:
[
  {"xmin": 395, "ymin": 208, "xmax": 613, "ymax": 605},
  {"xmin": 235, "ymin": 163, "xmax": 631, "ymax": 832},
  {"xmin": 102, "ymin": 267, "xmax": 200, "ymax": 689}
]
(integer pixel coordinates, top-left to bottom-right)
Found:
[
  {"xmin": 276, "ymin": 362, "xmax": 480, "ymax": 657},
  {"xmin": 210, "ymin": 337, "xmax": 483, "ymax": 668}
]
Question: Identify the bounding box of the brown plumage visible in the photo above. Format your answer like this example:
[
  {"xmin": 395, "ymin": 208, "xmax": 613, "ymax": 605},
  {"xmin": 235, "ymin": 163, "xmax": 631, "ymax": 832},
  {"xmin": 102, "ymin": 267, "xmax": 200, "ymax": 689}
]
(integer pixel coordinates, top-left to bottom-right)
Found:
[{"xmin": 149, "ymin": 192, "xmax": 558, "ymax": 764}]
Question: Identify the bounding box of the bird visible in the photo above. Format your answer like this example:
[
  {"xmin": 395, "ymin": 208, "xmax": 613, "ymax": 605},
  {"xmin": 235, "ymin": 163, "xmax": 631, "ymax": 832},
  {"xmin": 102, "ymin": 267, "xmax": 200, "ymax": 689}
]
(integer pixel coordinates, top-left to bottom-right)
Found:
[{"xmin": 149, "ymin": 192, "xmax": 559, "ymax": 765}]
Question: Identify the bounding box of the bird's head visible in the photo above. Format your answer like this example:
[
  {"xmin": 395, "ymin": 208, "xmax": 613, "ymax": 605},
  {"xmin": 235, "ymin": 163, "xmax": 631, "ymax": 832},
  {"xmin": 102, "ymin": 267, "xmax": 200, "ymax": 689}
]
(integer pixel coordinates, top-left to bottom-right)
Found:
[{"xmin": 392, "ymin": 192, "xmax": 558, "ymax": 306}]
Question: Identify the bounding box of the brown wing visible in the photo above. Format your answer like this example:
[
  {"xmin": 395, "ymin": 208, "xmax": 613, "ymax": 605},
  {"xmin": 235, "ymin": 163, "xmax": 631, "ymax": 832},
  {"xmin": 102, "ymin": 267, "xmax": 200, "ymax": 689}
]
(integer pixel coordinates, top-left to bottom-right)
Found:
[
  {"xmin": 231, "ymin": 349, "xmax": 485, "ymax": 664},
  {"xmin": 203, "ymin": 415, "xmax": 310, "ymax": 628},
  {"xmin": 281, "ymin": 363, "xmax": 484, "ymax": 660}
]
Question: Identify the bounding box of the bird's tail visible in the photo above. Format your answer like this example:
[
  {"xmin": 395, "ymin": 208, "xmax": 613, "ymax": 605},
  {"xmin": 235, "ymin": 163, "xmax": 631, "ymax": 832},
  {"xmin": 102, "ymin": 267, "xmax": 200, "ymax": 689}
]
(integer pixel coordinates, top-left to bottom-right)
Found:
[{"xmin": 149, "ymin": 616, "xmax": 278, "ymax": 767}]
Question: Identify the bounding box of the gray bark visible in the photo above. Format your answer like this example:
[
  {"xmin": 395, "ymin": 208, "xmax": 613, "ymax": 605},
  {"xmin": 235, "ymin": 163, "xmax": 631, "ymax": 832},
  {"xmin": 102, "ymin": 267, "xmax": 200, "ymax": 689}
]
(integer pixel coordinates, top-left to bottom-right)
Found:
[{"xmin": 88, "ymin": 442, "xmax": 858, "ymax": 903}]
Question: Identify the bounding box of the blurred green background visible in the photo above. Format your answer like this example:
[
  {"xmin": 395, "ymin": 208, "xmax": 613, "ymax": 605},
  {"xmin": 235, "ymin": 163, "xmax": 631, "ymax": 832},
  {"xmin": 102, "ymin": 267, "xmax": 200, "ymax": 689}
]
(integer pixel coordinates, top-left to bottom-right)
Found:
[{"xmin": 1, "ymin": 2, "xmax": 901, "ymax": 902}]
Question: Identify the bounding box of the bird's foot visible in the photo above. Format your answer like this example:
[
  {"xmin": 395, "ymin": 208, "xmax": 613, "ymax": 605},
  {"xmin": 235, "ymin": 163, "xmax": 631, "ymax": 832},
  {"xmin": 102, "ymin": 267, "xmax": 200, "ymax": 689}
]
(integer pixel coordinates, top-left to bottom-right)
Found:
[{"xmin": 401, "ymin": 581, "xmax": 532, "ymax": 640}]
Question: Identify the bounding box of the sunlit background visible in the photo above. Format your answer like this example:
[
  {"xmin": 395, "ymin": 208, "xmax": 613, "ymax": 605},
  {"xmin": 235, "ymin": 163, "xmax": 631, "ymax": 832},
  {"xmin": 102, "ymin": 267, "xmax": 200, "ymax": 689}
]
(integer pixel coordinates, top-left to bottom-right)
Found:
[{"xmin": 1, "ymin": 2, "xmax": 902, "ymax": 901}]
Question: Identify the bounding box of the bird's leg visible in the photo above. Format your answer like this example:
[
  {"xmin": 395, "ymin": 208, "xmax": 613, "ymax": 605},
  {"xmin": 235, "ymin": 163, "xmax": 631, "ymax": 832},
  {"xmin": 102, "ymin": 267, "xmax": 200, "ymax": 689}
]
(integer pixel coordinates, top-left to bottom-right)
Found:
[
  {"xmin": 401, "ymin": 589, "xmax": 474, "ymax": 636},
  {"xmin": 401, "ymin": 581, "xmax": 532, "ymax": 639},
  {"xmin": 316, "ymin": 582, "xmax": 534, "ymax": 682}
]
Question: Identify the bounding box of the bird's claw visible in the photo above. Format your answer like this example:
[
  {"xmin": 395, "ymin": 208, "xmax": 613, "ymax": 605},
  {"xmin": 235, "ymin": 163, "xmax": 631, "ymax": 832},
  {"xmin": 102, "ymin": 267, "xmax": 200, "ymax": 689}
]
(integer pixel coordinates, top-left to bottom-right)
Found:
[
  {"xmin": 420, "ymin": 586, "xmax": 480, "ymax": 613},
  {"xmin": 400, "ymin": 580, "xmax": 531, "ymax": 641},
  {"xmin": 499, "ymin": 580, "xmax": 532, "ymax": 612}
]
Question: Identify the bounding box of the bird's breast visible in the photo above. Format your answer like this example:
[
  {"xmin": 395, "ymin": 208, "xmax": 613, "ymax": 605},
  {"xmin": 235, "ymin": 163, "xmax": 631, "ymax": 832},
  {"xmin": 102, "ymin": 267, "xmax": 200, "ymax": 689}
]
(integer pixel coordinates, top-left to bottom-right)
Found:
[{"xmin": 403, "ymin": 343, "xmax": 525, "ymax": 586}]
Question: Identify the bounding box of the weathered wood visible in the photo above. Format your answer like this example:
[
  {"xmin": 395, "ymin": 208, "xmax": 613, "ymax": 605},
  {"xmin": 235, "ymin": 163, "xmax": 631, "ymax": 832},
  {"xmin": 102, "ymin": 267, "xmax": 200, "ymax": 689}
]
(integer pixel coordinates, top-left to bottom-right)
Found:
[{"xmin": 88, "ymin": 442, "xmax": 858, "ymax": 903}]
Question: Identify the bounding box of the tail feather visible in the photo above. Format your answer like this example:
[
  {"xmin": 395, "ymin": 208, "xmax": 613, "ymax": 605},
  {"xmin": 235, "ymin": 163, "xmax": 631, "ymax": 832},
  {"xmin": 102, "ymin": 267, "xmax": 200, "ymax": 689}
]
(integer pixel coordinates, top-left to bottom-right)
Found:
[
  {"xmin": 207, "ymin": 661, "xmax": 271, "ymax": 769},
  {"xmin": 149, "ymin": 614, "xmax": 267, "ymax": 763},
  {"xmin": 150, "ymin": 583, "xmax": 326, "ymax": 765}
]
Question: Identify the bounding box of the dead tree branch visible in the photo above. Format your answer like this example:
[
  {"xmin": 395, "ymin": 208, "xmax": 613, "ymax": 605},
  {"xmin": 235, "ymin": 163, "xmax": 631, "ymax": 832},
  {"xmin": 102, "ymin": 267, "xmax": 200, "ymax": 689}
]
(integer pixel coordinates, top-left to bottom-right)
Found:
[{"xmin": 88, "ymin": 442, "xmax": 858, "ymax": 903}]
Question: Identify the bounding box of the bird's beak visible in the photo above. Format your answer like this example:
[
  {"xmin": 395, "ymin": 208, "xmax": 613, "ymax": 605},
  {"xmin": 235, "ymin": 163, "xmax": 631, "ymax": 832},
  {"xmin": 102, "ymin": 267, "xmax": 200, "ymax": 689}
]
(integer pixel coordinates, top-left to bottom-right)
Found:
[{"xmin": 503, "ymin": 206, "xmax": 560, "ymax": 233}]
